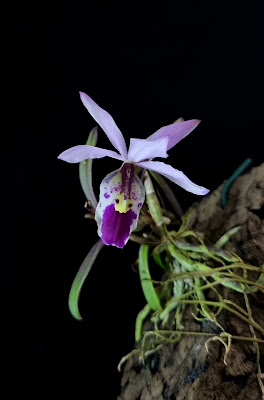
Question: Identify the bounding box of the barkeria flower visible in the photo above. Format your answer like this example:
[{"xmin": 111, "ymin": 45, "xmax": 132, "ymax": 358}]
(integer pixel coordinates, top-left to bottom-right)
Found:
[{"xmin": 58, "ymin": 92, "xmax": 209, "ymax": 248}]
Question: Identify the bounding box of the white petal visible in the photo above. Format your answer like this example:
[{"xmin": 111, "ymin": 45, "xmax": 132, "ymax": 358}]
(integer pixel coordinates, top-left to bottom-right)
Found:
[
  {"xmin": 58, "ymin": 145, "xmax": 124, "ymax": 163},
  {"xmin": 127, "ymin": 137, "xmax": 168, "ymax": 162},
  {"xmin": 79, "ymin": 92, "xmax": 128, "ymax": 158},
  {"xmin": 147, "ymin": 120, "xmax": 201, "ymax": 150},
  {"xmin": 136, "ymin": 160, "xmax": 209, "ymax": 195}
]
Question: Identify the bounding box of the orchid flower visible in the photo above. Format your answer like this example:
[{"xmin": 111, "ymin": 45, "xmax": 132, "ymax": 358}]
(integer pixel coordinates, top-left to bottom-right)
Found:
[{"xmin": 58, "ymin": 92, "xmax": 209, "ymax": 248}]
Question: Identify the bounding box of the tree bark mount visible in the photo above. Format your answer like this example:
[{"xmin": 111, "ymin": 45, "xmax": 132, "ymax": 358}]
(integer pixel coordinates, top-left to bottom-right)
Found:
[{"xmin": 118, "ymin": 163, "xmax": 264, "ymax": 400}]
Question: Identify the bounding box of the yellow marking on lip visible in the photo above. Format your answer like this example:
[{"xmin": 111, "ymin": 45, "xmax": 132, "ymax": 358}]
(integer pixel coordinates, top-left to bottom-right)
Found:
[{"xmin": 114, "ymin": 193, "xmax": 131, "ymax": 213}]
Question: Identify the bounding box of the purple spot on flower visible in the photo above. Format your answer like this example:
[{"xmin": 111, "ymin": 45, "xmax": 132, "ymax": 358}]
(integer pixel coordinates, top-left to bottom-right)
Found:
[
  {"xmin": 115, "ymin": 199, "xmax": 119, "ymax": 203},
  {"xmin": 138, "ymin": 203, "xmax": 142, "ymax": 208},
  {"xmin": 104, "ymin": 193, "xmax": 110, "ymax": 199},
  {"xmin": 101, "ymin": 204, "xmax": 137, "ymax": 248}
]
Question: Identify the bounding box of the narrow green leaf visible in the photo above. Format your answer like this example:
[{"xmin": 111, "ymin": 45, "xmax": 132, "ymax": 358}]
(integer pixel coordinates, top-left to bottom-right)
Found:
[
  {"xmin": 215, "ymin": 226, "xmax": 241, "ymax": 248},
  {"xmin": 135, "ymin": 304, "xmax": 151, "ymax": 342},
  {"xmin": 138, "ymin": 244, "xmax": 161, "ymax": 311},
  {"xmin": 68, "ymin": 239, "xmax": 104, "ymax": 320},
  {"xmin": 152, "ymin": 252, "xmax": 168, "ymax": 271},
  {"xmin": 79, "ymin": 126, "xmax": 98, "ymax": 209}
]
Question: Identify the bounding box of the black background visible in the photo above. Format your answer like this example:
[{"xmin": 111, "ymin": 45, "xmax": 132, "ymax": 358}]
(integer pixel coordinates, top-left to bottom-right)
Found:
[{"xmin": 10, "ymin": 0, "xmax": 263, "ymax": 397}]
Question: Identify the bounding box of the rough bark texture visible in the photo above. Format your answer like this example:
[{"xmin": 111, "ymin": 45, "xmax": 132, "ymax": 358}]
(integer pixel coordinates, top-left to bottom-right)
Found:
[{"xmin": 118, "ymin": 163, "xmax": 264, "ymax": 400}]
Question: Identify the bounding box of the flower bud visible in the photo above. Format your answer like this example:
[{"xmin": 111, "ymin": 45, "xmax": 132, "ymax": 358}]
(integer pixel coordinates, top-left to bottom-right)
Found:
[{"xmin": 144, "ymin": 171, "xmax": 164, "ymax": 228}]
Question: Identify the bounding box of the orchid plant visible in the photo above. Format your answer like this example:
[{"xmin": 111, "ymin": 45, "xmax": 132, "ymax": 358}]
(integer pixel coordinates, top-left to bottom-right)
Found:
[
  {"xmin": 58, "ymin": 92, "xmax": 209, "ymax": 248},
  {"xmin": 58, "ymin": 93, "xmax": 264, "ymax": 394}
]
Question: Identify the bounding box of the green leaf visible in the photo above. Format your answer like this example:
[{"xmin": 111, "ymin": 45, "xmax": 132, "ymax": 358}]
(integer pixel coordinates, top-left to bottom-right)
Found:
[
  {"xmin": 152, "ymin": 252, "xmax": 168, "ymax": 271},
  {"xmin": 79, "ymin": 126, "xmax": 98, "ymax": 209},
  {"xmin": 215, "ymin": 226, "xmax": 241, "ymax": 248},
  {"xmin": 68, "ymin": 239, "xmax": 104, "ymax": 320},
  {"xmin": 138, "ymin": 244, "xmax": 161, "ymax": 311},
  {"xmin": 135, "ymin": 304, "xmax": 151, "ymax": 342}
]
